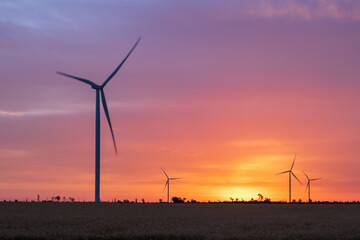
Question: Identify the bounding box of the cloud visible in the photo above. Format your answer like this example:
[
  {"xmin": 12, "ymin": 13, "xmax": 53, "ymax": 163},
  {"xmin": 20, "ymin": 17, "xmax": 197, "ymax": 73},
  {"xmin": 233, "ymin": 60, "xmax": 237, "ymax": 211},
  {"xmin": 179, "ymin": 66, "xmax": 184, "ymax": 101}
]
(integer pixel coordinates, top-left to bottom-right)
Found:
[
  {"xmin": 243, "ymin": 1, "xmax": 309, "ymax": 20},
  {"xmin": 0, "ymin": 148, "xmax": 32, "ymax": 157},
  {"xmin": 230, "ymin": 139, "xmax": 283, "ymax": 148},
  {"xmin": 0, "ymin": 0, "xmax": 77, "ymax": 30},
  {"xmin": 0, "ymin": 109, "xmax": 75, "ymax": 117},
  {"xmin": 0, "ymin": 110, "xmax": 24, "ymax": 117},
  {"xmin": 239, "ymin": 0, "xmax": 360, "ymax": 21}
]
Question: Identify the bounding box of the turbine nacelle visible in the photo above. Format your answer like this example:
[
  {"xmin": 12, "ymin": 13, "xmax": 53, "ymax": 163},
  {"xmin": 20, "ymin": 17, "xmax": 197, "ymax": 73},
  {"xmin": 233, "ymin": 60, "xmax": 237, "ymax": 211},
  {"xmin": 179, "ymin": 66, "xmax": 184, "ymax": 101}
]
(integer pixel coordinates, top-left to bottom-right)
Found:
[{"xmin": 92, "ymin": 84, "xmax": 102, "ymax": 90}]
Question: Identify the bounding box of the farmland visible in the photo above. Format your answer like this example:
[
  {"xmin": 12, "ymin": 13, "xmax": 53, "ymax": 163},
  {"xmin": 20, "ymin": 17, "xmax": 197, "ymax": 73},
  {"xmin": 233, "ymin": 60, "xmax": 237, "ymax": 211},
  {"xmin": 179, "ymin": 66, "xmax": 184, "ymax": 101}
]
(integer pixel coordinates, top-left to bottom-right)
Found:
[{"xmin": 0, "ymin": 203, "xmax": 359, "ymax": 239}]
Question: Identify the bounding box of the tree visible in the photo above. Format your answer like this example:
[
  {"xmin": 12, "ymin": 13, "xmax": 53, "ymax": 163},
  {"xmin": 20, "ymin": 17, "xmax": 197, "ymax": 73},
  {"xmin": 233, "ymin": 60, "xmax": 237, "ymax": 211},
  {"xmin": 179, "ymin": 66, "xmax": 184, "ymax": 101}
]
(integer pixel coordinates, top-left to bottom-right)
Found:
[
  {"xmin": 258, "ymin": 194, "xmax": 264, "ymax": 201},
  {"xmin": 56, "ymin": 196, "xmax": 61, "ymax": 202},
  {"xmin": 159, "ymin": 198, "xmax": 163, "ymax": 203},
  {"xmin": 172, "ymin": 197, "xmax": 185, "ymax": 203}
]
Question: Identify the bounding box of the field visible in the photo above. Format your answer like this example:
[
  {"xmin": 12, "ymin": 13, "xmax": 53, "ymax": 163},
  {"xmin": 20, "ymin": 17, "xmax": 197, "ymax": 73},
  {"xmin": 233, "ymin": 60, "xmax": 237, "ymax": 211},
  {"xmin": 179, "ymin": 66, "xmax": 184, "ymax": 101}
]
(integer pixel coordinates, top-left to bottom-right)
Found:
[{"xmin": 1, "ymin": 203, "xmax": 359, "ymax": 240}]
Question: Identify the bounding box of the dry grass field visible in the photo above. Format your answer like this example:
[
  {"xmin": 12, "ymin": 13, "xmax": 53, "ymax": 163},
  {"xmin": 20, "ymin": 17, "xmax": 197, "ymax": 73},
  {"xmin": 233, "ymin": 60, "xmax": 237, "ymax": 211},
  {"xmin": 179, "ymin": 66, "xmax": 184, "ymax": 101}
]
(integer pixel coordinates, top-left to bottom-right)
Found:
[{"xmin": 0, "ymin": 203, "xmax": 359, "ymax": 240}]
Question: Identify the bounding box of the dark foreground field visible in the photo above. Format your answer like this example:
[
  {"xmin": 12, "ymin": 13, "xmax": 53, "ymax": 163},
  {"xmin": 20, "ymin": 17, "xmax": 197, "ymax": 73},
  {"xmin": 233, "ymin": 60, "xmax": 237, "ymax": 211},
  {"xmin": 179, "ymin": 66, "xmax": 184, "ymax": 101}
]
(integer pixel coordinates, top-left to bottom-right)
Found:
[{"xmin": 1, "ymin": 203, "xmax": 359, "ymax": 240}]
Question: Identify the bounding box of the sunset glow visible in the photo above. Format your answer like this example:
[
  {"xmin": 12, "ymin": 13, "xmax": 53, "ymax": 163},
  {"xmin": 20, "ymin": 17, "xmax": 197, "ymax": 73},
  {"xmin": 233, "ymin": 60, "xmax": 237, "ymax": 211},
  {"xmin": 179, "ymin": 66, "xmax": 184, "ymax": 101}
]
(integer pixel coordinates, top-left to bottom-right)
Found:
[{"xmin": 1, "ymin": 0, "xmax": 360, "ymax": 203}]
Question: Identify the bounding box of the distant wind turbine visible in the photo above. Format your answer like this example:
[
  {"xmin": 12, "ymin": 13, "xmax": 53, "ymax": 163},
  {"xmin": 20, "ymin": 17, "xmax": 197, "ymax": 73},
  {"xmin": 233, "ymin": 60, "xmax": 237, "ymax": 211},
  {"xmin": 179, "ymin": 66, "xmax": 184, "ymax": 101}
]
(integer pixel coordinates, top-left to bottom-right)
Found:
[
  {"xmin": 161, "ymin": 168, "xmax": 181, "ymax": 203},
  {"xmin": 56, "ymin": 37, "xmax": 141, "ymax": 203},
  {"xmin": 276, "ymin": 154, "xmax": 302, "ymax": 203},
  {"xmin": 302, "ymin": 170, "xmax": 321, "ymax": 203}
]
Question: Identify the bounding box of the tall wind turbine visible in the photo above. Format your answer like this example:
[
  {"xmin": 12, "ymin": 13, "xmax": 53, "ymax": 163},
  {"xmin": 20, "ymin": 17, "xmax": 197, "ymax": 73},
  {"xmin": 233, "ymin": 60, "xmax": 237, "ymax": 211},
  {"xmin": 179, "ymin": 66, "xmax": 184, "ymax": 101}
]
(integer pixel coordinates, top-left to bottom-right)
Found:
[
  {"xmin": 276, "ymin": 154, "xmax": 302, "ymax": 203},
  {"xmin": 56, "ymin": 37, "xmax": 141, "ymax": 203},
  {"xmin": 161, "ymin": 168, "xmax": 181, "ymax": 203},
  {"xmin": 302, "ymin": 170, "xmax": 321, "ymax": 203}
]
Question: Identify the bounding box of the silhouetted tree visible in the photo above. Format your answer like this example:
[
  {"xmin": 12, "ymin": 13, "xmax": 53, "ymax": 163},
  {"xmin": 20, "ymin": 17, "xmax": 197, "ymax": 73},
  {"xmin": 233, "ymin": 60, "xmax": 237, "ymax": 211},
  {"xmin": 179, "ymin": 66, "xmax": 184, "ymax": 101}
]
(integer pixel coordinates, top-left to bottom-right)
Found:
[
  {"xmin": 230, "ymin": 197, "xmax": 234, "ymax": 202},
  {"xmin": 141, "ymin": 198, "xmax": 145, "ymax": 203},
  {"xmin": 264, "ymin": 197, "xmax": 271, "ymax": 203},
  {"xmin": 37, "ymin": 194, "xmax": 40, "ymax": 202},
  {"xmin": 159, "ymin": 198, "xmax": 163, "ymax": 203},
  {"xmin": 56, "ymin": 196, "xmax": 61, "ymax": 202},
  {"xmin": 258, "ymin": 194, "xmax": 264, "ymax": 201},
  {"xmin": 172, "ymin": 197, "xmax": 185, "ymax": 203}
]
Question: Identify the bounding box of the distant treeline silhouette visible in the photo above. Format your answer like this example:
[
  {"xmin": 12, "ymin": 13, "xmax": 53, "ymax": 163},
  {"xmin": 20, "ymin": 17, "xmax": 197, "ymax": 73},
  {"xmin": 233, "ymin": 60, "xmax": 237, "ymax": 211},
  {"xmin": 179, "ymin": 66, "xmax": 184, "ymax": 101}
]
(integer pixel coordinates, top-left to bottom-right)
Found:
[{"xmin": 4, "ymin": 194, "xmax": 360, "ymax": 204}]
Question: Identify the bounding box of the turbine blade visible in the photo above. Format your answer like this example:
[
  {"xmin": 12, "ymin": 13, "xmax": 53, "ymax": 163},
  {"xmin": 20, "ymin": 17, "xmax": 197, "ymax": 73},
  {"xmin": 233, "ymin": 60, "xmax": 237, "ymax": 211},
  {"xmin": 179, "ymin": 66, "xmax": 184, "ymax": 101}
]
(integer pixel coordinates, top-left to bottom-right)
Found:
[
  {"xmin": 311, "ymin": 178, "xmax": 322, "ymax": 181},
  {"xmin": 290, "ymin": 154, "xmax": 296, "ymax": 171},
  {"xmin": 100, "ymin": 89, "xmax": 117, "ymax": 155},
  {"xmin": 305, "ymin": 182, "xmax": 309, "ymax": 192},
  {"xmin": 302, "ymin": 170, "xmax": 309, "ymax": 180},
  {"xmin": 102, "ymin": 37, "xmax": 141, "ymax": 88},
  {"xmin": 169, "ymin": 178, "xmax": 181, "ymax": 180},
  {"xmin": 275, "ymin": 171, "xmax": 289, "ymax": 175},
  {"xmin": 291, "ymin": 172, "xmax": 302, "ymax": 185},
  {"xmin": 161, "ymin": 168, "xmax": 168, "ymax": 178},
  {"xmin": 56, "ymin": 71, "xmax": 97, "ymax": 86},
  {"xmin": 163, "ymin": 180, "xmax": 168, "ymax": 191}
]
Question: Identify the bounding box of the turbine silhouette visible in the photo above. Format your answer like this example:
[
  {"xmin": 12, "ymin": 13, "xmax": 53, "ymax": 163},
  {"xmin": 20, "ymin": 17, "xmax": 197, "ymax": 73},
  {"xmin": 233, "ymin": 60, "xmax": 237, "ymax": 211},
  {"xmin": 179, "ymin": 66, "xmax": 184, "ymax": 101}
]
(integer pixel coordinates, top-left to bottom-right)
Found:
[
  {"xmin": 56, "ymin": 37, "xmax": 141, "ymax": 203},
  {"xmin": 276, "ymin": 154, "xmax": 302, "ymax": 203},
  {"xmin": 161, "ymin": 168, "xmax": 181, "ymax": 203},
  {"xmin": 302, "ymin": 170, "xmax": 321, "ymax": 203}
]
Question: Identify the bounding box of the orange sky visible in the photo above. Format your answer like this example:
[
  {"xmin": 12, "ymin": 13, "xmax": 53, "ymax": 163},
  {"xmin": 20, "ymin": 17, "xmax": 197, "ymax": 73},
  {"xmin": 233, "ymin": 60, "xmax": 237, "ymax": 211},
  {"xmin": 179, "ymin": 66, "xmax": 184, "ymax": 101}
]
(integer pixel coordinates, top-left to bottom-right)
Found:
[{"xmin": 1, "ymin": 0, "xmax": 360, "ymax": 202}]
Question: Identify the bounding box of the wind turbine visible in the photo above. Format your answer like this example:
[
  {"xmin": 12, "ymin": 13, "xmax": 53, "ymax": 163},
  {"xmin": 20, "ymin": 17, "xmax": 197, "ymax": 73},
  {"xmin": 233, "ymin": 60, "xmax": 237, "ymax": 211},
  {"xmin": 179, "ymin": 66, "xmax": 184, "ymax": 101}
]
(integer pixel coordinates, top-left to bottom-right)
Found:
[
  {"xmin": 56, "ymin": 37, "xmax": 141, "ymax": 203},
  {"xmin": 161, "ymin": 168, "xmax": 181, "ymax": 203},
  {"xmin": 276, "ymin": 154, "xmax": 302, "ymax": 203},
  {"xmin": 302, "ymin": 170, "xmax": 321, "ymax": 203}
]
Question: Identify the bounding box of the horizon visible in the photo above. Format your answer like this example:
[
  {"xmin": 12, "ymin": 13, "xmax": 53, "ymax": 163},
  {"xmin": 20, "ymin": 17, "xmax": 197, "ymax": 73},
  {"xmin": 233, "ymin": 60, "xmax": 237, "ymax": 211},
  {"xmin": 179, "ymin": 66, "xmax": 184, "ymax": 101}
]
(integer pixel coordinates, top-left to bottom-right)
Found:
[{"xmin": 1, "ymin": 0, "xmax": 360, "ymax": 203}]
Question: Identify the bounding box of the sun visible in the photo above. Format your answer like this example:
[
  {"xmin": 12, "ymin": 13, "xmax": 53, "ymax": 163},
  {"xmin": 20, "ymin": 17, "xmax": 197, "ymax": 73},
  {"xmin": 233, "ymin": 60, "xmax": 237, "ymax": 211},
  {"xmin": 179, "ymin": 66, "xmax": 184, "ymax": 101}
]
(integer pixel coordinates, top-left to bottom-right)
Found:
[{"xmin": 218, "ymin": 187, "xmax": 262, "ymax": 201}]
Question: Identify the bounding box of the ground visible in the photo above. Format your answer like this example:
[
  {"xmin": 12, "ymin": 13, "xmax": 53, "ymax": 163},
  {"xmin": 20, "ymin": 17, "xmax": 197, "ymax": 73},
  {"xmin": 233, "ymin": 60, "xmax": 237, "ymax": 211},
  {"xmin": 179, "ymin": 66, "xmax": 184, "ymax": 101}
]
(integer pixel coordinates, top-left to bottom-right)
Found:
[{"xmin": 0, "ymin": 202, "xmax": 359, "ymax": 239}]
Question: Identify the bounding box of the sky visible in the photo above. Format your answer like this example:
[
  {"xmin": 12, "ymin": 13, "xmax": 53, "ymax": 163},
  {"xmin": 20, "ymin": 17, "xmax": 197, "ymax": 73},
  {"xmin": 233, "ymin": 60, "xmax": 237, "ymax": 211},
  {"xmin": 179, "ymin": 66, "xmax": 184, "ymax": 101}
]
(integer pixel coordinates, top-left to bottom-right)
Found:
[{"xmin": 1, "ymin": 0, "xmax": 360, "ymax": 202}]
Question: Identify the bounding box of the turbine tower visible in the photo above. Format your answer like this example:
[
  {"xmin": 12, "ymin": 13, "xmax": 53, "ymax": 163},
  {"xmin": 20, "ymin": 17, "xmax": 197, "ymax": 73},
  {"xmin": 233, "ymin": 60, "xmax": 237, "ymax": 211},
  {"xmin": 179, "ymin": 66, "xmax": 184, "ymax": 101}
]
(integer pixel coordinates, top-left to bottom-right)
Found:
[
  {"xmin": 56, "ymin": 37, "xmax": 141, "ymax": 203},
  {"xmin": 276, "ymin": 154, "xmax": 302, "ymax": 203},
  {"xmin": 302, "ymin": 170, "xmax": 321, "ymax": 203},
  {"xmin": 161, "ymin": 168, "xmax": 181, "ymax": 203}
]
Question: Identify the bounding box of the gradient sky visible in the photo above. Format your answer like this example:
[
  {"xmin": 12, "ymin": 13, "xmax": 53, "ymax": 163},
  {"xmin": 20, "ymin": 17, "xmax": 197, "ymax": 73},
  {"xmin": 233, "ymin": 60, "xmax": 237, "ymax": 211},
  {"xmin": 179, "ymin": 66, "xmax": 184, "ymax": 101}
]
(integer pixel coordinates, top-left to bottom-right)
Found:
[{"xmin": 1, "ymin": 0, "xmax": 360, "ymax": 202}]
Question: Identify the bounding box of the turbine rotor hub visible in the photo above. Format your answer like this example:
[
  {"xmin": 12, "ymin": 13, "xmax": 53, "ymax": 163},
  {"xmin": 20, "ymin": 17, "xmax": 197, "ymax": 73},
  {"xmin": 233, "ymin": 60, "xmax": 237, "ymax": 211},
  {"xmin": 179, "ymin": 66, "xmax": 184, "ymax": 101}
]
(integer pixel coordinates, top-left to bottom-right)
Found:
[{"xmin": 92, "ymin": 84, "xmax": 102, "ymax": 90}]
